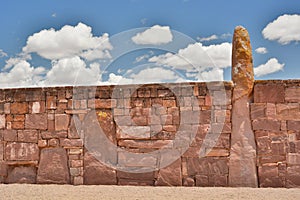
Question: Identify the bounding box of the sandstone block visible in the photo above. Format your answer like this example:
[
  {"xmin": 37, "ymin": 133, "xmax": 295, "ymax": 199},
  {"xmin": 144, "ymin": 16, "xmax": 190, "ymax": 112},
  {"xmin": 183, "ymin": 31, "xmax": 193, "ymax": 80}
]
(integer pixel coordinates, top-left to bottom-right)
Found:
[
  {"xmin": 6, "ymin": 166, "xmax": 37, "ymax": 184},
  {"xmin": 0, "ymin": 115, "xmax": 5, "ymax": 129},
  {"xmin": 60, "ymin": 138, "xmax": 83, "ymax": 148},
  {"xmin": 37, "ymin": 148, "xmax": 70, "ymax": 184},
  {"xmin": 287, "ymin": 120, "xmax": 300, "ymax": 131},
  {"xmin": 254, "ymin": 84, "xmax": 285, "ymax": 103},
  {"xmin": 285, "ymin": 87, "xmax": 300, "ymax": 102},
  {"xmin": 3, "ymin": 130, "xmax": 17, "ymax": 141},
  {"xmin": 5, "ymin": 142, "xmax": 39, "ymax": 161},
  {"xmin": 252, "ymin": 119, "xmax": 281, "ymax": 131},
  {"xmin": 55, "ymin": 114, "xmax": 70, "ymax": 131},
  {"xmin": 17, "ymin": 130, "xmax": 38, "ymax": 143},
  {"xmin": 25, "ymin": 114, "xmax": 47, "ymax": 130},
  {"xmin": 10, "ymin": 102, "xmax": 28, "ymax": 114},
  {"xmin": 155, "ymin": 159, "xmax": 182, "ymax": 186},
  {"xmin": 84, "ymin": 152, "xmax": 117, "ymax": 185}
]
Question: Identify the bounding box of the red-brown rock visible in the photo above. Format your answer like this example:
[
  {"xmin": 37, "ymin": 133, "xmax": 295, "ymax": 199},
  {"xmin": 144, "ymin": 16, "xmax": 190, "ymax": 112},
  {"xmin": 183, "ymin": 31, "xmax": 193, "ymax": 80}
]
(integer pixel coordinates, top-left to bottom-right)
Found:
[
  {"xmin": 25, "ymin": 114, "xmax": 47, "ymax": 130},
  {"xmin": 229, "ymin": 26, "xmax": 258, "ymax": 187},
  {"xmin": 37, "ymin": 148, "xmax": 70, "ymax": 184},
  {"xmin": 10, "ymin": 102, "xmax": 28, "ymax": 114},
  {"xmin": 155, "ymin": 159, "xmax": 182, "ymax": 186},
  {"xmin": 254, "ymin": 84, "xmax": 285, "ymax": 103},
  {"xmin": 84, "ymin": 151, "xmax": 117, "ymax": 185},
  {"xmin": 6, "ymin": 166, "xmax": 37, "ymax": 184},
  {"xmin": 55, "ymin": 114, "xmax": 70, "ymax": 131},
  {"xmin": 5, "ymin": 142, "xmax": 39, "ymax": 161}
]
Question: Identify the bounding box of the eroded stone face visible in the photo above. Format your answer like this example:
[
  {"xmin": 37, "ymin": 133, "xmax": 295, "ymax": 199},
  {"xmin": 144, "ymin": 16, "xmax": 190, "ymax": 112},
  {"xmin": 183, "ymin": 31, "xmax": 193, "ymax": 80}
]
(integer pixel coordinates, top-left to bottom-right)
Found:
[
  {"xmin": 232, "ymin": 26, "xmax": 254, "ymax": 101},
  {"xmin": 37, "ymin": 148, "xmax": 70, "ymax": 184}
]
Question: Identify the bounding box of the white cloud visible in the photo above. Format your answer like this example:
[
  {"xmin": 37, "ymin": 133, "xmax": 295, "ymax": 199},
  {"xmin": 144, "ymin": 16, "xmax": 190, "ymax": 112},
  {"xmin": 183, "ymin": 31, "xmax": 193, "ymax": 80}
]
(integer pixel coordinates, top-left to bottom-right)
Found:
[
  {"xmin": 255, "ymin": 47, "xmax": 268, "ymax": 54},
  {"xmin": 262, "ymin": 14, "xmax": 300, "ymax": 45},
  {"xmin": 4, "ymin": 53, "xmax": 32, "ymax": 70},
  {"xmin": 22, "ymin": 23, "xmax": 112, "ymax": 61},
  {"xmin": 134, "ymin": 51, "xmax": 154, "ymax": 63},
  {"xmin": 197, "ymin": 34, "xmax": 218, "ymax": 42},
  {"xmin": 197, "ymin": 68, "xmax": 224, "ymax": 81},
  {"xmin": 0, "ymin": 49, "xmax": 7, "ymax": 58},
  {"xmin": 149, "ymin": 42, "xmax": 232, "ymax": 71},
  {"xmin": 44, "ymin": 56, "xmax": 101, "ymax": 86},
  {"xmin": 132, "ymin": 25, "xmax": 173, "ymax": 45},
  {"xmin": 107, "ymin": 67, "xmax": 184, "ymax": 85},
  {"xmin": 0, "ymin": 60, "xmax": 46, "ymax": 88},
  {"xmin": 254, "ymin": 58, "xmax": 284, "ymax": 77},
  {"xmin": 52, "ymin": 13, "xmax": 57, "ymax": 18}
]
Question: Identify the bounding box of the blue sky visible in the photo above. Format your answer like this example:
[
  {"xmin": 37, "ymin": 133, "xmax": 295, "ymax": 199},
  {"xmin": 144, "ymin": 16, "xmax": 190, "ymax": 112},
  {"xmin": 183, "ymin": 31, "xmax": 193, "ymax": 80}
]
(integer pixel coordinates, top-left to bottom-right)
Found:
[{"xmin": 0, "ymin": 0, "xmax": 300, "ymax": 87}]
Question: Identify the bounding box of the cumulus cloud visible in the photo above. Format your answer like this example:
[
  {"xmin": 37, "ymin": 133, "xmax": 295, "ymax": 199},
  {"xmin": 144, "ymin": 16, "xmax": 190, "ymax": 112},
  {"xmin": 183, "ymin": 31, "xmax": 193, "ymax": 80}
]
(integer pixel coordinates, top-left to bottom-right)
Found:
[
  {"xmin": 262, "ymin": 14, "xmax": 300, "ymax": 45},
  {"xmin": 44, "ymin": 56, "xmax": 101, "ymax": 86},
  {"xmin": 107, "ymin": 67, "xmax": 184, "ymax": 85},
  {"xmin": 4, "ymin": 53, "xmax": 32, "ymax": 70},
  {"xmin": 132, "ymin": 25, "xmax": 173, "ymax": 45},
  {"xmin": 22, "ymin": 23, "xmax": 112, "ymax": 61},
  {"xmin": 149, "ymin": 42, "xmax": 232, "ymax": 71},
  {"xmin": 0, "ymin": 60, "xmax": 46, "ymax": 88},
  {"xmin": 0, "ymin": 49, "xmax": 7, "ymax": 58},
  {"xmin": 197, "ymin": 34, "xmax": 218, "ymax": 42},
  {"xmin": 254, "ymin": 58, "xmax": 285, "ymax": 77},
  {"xmin": 255, "ymin": 47, "xmax": 268, "ymax": 54}
]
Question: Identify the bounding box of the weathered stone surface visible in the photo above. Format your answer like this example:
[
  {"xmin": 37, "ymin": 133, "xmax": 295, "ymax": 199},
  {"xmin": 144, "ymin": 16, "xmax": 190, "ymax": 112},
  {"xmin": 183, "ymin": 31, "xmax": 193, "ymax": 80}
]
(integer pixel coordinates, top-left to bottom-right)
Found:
[
  {"xmin": 276, "ymin": 103, "xmax": 300, "ymax": 120},
  {"xmin": 37, "ymin": 148, "xmax": 70, "ymax": 184},
  {"xmin": 287, "ymin": 120, "xmax": 300, "ymax": 131},
  {"xmin": 60, "ymin": 138, "xmax": 83, "ymax": 148},
  {"xmin": 285, "ymin": 87, "xmax": 300, "ymax": 102},
  {"xmin": 17, "ymin": 130, "xmax": 38, "ymax": 143},
  {"xmin": 117, "ymin": 126, "xmax": 151, "ymax": 139},
  {"xmin": 252, "ymin": 119, "xmax": 281, "ymax": 131},
  {"xmin": 287, "ymin": 165, "xmax": 300, "ymax": 188},
  {"xmin": 3, "ymin": 130, "xmax": 17, "ymax": 141},
  {"xmin": 55, "ymin": 114, "xmax": 70, "ymax": 131},
  {"xmin": 5, "ymin": 142, "xmax": 39, "ymax": 161},
  {"xmin": 6, "ymin": 166, "xmax": 36, "ymax": 184},
  {"xmin": 10, "ymin": 102, "xmax": 28, "ymax": 114},
  {"xmin": 0, "ymin": 142, "xmax": 3, "ymax": 161},
  {"xmin": 155, "ymin": 159, "xmax": 182, "ymax": 186},
  {"xmin": 0, "ymin": 115, "xmax": 5, "ymax": 129},
  {"xmin": 231, "ymin": 26, "xmax": 254, "ymax": 101},
  {"xmin": 84, "ymin": 151, "xmax": 117, "ymax": 185},
  {"xmin": 229, "ymin": 26, "xmax": 257, "ymax": 187},
  {"xmin": 254, "ymin": 84, "xmax": 285, "ymax": 103},
  {"xmin": 25, "ymin": 113, "xmax": 47, "ymax": 130},
  {"xmin": 258, "ymin": 165, "xmax": 284, "ymax": 187}
]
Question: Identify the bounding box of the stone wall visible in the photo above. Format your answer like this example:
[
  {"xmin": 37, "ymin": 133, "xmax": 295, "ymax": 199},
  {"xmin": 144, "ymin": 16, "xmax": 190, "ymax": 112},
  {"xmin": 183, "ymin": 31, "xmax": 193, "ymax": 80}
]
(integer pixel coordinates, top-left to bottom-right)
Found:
[
  {"xmin": 0, "ymin": 82, "xmax": 233, "ymax": 186},
  {"xmin": 252, "ymin": 80, "xmax": 300, "ymax": 188},
  {"xmin": 0, "ymin": 80, "xmax": 299, "ymax": 187}
]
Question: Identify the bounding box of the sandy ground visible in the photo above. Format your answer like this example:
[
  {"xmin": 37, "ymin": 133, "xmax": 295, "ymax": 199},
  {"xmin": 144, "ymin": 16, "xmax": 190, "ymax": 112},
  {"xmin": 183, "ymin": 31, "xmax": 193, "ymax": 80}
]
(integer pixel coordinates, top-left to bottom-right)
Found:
[{"xmin": 0, "ymin": 185, "xmax": 300, "ymax": 200}]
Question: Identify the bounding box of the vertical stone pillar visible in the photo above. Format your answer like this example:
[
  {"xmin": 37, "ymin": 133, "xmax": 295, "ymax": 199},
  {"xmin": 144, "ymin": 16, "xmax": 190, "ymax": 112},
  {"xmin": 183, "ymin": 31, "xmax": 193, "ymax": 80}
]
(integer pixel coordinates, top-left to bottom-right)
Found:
[{"xmin": 229, "ymin": 26, "xmax": 258, "ymax": 187}]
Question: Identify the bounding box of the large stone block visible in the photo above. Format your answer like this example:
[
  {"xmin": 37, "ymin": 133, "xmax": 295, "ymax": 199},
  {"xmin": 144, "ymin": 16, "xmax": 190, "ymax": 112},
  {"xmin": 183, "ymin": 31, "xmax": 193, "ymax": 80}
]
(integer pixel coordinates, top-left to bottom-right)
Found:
[
  {"xmin": 25, "ymin": 114, "xmax": 47, "ymax": 130},
  {"xmin": 10, "ymin": 102, "xmax": 28, "ymax": 114},
  {"xmin": 155, "ymin": 159, "xmax": 182, "ymax": 186},
  {"xmin": 37, "ymin": 148, "xmax": 70, "ymax": 184},
  {"xmin": 258, "ymin": 165, "xmax": 284, "ymax": 188},
  {"xmin": 254, "ymin": 84, "xmax": 285, "ymax": 103},
  {"xmin": 287, "ymin": 165, "xmax": 300, "ymax": 188},
  {"xmin": 5, "ymin": 142, "xmax": 39, "ymax": 161},
  {"xmin": 84, "ymin": 152, "xmax": 117, "ymax": 185},
  {"xmin": 17, "ymin": 130, "xmax": 38, "ymax": 143},
  {"xmin": 252, "ymin": 119, "xmax": 281, "ymax": 131},
  {"xmin": 285, "ymin": 87, "xmax": 300, "ymax": 102},
  {"xmin": 6, "ymin": 166, "xmax": 37, "ymax": 184},
  {"xmin": 287, "ymin": 120, "xmax": 300, "ymax": 131},
  {"xmin": 55, "ymin": 114, "xmax": 70, "ymax": 131}
]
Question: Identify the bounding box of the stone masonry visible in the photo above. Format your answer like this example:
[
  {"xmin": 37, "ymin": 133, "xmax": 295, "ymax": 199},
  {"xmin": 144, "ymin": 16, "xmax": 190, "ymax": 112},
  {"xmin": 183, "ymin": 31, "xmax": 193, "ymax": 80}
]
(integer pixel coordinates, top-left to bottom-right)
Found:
[{"xmin": 0, "ymin": 26, "xmax": 299, "ymax": 187}]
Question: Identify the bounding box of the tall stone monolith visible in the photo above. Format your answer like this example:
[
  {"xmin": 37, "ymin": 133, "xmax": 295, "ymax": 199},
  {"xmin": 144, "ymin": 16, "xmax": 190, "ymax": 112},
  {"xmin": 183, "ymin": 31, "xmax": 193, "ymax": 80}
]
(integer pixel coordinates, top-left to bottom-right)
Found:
[{"xmin": 229, "ymin": 26, "xmax": 258, "ymax": 187}]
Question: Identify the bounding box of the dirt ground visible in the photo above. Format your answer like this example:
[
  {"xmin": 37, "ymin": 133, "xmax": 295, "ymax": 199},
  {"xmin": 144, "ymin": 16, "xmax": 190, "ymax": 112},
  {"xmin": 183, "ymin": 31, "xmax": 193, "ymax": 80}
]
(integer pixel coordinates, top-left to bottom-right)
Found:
[{"xmin": 0, "ymin": 184, "xmax": 300, "ymax": 200}]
